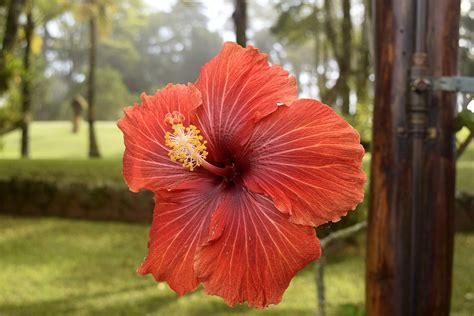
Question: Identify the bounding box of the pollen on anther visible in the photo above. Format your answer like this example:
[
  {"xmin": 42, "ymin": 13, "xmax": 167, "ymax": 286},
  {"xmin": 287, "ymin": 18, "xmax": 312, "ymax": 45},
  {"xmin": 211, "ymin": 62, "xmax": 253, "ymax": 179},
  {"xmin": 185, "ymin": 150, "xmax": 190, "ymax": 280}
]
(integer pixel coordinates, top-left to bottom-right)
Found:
[{"xmin": 164, "ymin": 115, "xmax": 208, "ymax": 171}]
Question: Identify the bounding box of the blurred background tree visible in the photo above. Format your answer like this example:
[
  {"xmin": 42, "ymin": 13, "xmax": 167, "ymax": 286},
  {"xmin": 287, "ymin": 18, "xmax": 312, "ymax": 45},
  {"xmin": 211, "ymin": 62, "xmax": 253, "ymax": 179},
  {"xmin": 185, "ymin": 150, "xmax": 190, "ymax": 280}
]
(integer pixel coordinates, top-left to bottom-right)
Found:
[
  {"xmin": 1, "ymin": 0, "xmax": 472, "ymax": 139},
  {"xmin": 260, "ymin": 0, "xmax": 374, "ymax": 149},
  {"xmin": 0, "ymin": 1, "xmax": 472, "ymax": 315}
]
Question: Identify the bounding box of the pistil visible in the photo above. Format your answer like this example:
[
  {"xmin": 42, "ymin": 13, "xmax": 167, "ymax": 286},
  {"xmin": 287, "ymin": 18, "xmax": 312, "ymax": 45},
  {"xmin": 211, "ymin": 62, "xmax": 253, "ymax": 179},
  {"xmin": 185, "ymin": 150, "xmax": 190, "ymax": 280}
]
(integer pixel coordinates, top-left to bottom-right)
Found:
[{"xmin": 201, "ymin": 160, "xmax": 235, "ymax": 178}]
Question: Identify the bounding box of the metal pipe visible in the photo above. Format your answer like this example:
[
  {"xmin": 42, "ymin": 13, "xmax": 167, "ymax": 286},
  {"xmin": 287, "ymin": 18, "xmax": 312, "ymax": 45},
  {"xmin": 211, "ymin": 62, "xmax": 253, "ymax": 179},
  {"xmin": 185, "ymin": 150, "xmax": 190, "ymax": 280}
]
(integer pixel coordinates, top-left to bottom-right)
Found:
[
  {"xmin": 415, "ymin": 0, "xmax": 427, "ymax": 53},
  {"xmin": 409, "ymin": 0, "xmax": 428, "ymax": 314}
]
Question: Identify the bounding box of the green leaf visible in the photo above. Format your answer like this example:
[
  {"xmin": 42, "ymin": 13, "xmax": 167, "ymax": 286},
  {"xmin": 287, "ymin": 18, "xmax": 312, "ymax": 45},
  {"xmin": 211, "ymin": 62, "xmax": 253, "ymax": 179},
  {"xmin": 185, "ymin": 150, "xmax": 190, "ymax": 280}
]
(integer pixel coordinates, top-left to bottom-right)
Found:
[{"xmin": 457, "ymin": 109, "xmax": 474, "ymax": 132}]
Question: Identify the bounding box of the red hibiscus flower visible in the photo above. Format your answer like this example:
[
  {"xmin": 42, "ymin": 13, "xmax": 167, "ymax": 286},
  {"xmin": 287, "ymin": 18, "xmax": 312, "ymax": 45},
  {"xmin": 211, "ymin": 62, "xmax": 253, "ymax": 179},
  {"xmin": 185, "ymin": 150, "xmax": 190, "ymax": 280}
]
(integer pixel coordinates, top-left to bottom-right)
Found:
[{"xmin": 118, "ymin": 42, "xmax": 366, "ymax": 308}]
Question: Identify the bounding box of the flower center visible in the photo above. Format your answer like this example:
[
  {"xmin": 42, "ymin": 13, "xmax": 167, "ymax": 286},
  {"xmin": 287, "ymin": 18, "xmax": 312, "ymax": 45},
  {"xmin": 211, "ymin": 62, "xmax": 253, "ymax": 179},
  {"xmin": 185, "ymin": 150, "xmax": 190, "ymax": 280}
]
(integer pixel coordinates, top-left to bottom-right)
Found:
[
  {"xmin": 164, "ymin": 111, "xmax": 235, "ymax": 179},
  {"xmin": 164, "ymin": 112, "xmax": 208, "ymax": 172}
]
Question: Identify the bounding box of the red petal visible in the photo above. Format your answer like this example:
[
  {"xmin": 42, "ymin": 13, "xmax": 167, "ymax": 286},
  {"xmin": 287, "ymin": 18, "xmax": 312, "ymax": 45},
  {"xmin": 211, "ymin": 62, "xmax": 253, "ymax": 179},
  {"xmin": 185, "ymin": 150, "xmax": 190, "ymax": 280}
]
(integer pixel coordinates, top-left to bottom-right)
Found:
[
  {"xmin": 138, "ymin": 179, "xmax": 224, "ymax": 295},
  {"xmin": 117, "ymin": 83, "xmax": 206, "ymax": 192},
  {"xmin": 240, "ymin": 99, "xmax": 366, "ymax": 226},
  {"xmin": 195, "ymin": 186, "xmax": 320, "ymax": 307},
  {"xmin": 194, "ymin": 42, "xmax": 297, "ymax": 162}
]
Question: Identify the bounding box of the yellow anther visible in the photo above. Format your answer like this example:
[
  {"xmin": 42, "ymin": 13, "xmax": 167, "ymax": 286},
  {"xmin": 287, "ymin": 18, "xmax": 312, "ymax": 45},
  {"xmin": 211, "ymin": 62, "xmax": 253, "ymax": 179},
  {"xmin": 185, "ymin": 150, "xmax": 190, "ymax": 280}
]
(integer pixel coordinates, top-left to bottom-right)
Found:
[{"xmin": 164, "ymin": 114, "xmax": 208, "ymax": 171}]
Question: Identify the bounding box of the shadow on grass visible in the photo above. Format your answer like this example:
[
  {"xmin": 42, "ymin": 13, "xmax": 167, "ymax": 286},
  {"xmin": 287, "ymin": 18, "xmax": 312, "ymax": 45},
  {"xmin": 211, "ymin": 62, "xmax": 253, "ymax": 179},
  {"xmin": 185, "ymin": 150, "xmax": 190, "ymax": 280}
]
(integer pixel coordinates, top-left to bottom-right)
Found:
[
  {"xmin": 0, "ymin": 284, "xmax": 177, "ymax": 316},
  {"xmin": 186, "ymin": 304, "xmax": 311, "ymax": 316},
  {"xmin": 0, "ymin": 286, "xmax": 316, "ymax": 316},
  {"xmin": 178, "ymin": 287, "xmax": 315, "ymax": 316}
]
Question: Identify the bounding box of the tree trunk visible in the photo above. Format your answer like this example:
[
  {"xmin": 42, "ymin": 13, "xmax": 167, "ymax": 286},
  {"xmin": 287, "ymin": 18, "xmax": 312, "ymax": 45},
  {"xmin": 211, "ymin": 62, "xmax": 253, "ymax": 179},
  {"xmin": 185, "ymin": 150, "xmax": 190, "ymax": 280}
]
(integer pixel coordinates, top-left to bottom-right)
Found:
[
  {"xmin": 355, "ymin": 0, "xmax": 371, "ymax": 105},
  {"xmin": 367, "ymin": 0, "xmax": 459, "ymax": 315},
  {"xmin": 323, "ymin": 0, "xmax": 338, "ymax": 60},
  {"xmin": 41, "ymin": 21, "xmax": 50, "ymax": 61},
  {"xmin": 321, "ymin": 0, "xmax": 352, "ymax": 112},
  {"xmin": 0, "ymin": 0, "xmax": 25, "ymax": 93},
  {"xmin": 2, "ymin": 0, "xmax": 24, "ymax": 51},
  {"xmin": 87, "ymin": 13, "xmax": 101, "ymax": 158},
  {"xmin": 315, "ymin": 256, "xmax": 326, "ymax": 316},
  {"xmin": 232, "ymin": 0, "xmax": 247, "ymax": 47},
  {"xmin": 340, "ymin": 0, "xmax": 352, "ymax": 115},
  {"xmin": 21, "ymin": 8, "xmax": 34, "ymax": 159},
  {"xmin": 315, "ymin": 32, "xmax": 327, "ymax": 101},
  {"xmin": 71, "ymin": 94, "xmax": 86, "ymax": 134}
]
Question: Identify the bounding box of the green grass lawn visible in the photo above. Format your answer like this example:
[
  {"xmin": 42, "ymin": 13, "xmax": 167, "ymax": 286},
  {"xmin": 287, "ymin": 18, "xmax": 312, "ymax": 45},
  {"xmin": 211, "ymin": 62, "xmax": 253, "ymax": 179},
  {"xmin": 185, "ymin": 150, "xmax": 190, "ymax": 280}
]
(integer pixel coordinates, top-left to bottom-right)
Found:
[
  {"xmin": 0, "ymin": 121, "xmax": 124, "ymax": 184},
  {"xmin": 0, "ymin": 215, "xmax": 472, "ymax": 315},
  {"xmin": 0, "ymin": 216, "xmax": 365, "ymax": 316},
  {"xmin": 0, "ymin": 121, "xmax": 123, "ymax": 160}
]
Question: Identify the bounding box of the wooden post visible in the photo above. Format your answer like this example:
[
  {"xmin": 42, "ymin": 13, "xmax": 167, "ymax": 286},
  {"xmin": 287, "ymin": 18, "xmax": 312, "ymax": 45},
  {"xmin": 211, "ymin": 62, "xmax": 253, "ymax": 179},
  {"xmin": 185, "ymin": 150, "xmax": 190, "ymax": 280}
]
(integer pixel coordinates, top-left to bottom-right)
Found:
[
  {"xmin": 418, "ymin": 0, "xmax": 459, "ymax": 313},
  {"xmin": 367, "ymin": 1, "xmax": 414, "ymax": 312},
  {"xmin": 367, "ymin": 0, "xmax": 459, "ymax": 315}
]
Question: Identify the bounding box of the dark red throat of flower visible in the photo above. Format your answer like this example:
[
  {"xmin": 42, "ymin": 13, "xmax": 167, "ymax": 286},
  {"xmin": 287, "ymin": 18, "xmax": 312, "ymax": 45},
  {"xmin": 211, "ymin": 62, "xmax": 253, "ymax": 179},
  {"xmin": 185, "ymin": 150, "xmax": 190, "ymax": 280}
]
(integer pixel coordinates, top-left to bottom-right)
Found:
[{"xmin": 164, "ymin": 112, "xmax": 236, "ymax": 180}]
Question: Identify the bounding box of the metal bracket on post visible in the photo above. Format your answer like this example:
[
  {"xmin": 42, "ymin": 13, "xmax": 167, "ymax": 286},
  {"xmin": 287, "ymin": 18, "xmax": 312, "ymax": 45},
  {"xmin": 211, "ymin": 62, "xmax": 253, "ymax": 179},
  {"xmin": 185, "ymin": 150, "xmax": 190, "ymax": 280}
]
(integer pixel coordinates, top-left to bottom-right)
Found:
[
  {"xmin": 430, "ymin": 76, "xmax": 474, "ymax": 93},
  {"xmin": 407, "ymin": 76, "xmax": 473, "ymax": 141}
]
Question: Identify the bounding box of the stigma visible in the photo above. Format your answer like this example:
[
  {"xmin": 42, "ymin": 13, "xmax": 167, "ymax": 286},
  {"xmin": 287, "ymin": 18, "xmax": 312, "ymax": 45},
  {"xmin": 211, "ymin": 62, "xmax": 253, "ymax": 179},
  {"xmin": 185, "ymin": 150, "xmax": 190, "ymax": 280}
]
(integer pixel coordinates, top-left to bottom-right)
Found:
[{"xmin": 164, "ymin": 112, "xmax": 208, "ymax": 171}]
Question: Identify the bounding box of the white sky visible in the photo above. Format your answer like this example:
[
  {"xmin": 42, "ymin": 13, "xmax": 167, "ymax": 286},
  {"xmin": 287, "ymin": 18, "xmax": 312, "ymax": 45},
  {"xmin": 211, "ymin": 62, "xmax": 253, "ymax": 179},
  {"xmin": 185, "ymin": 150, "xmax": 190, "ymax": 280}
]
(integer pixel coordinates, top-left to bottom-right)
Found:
[{"xmin": 144, "ymin": 0, "xmax": 236, "ymax": 41}]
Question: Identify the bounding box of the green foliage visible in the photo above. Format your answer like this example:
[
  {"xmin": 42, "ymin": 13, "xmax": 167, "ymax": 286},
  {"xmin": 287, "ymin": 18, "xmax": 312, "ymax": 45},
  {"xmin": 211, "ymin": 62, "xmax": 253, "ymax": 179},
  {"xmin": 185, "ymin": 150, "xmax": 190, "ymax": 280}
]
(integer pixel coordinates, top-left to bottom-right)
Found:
[
  {"xmin": 28, "ymin": 0, "xmax": 223, "ymax": 120},
  {"xmin": 0, "ymin": 105, "xmax": 21, "ymax": 130},
  {"xmin": 458, "ymin": 128, "xmax": 474, "ymax": 160},
  {"xmin": 459, "ymin": 3, "xmax": 474, "ymax": 77},
  {"xmin": 125, "ymin": 1, "xmax": 222, "ymax": 93},
  {"xmin": 0, "ymin": 81, "xmax": 21, "ymax": 128},
  {"xmin": 0, "ymin": 51, "xmax": 23, "ymax": 92},
  {"xmin": 0, "ymin": 71, "xmax": 22, "ymax": 131},
  {"xmin": 271, "ymin": 0, "xmax": 373, "ymax": 116},
  {"xmin": 456, "ymin": 108, "xmax": 474, "ymax": 132},
  {"xmin": 0, "ymin": 158, "xmax": 122, "ymax": 184},
  {"xmin": 345, "ymin": 101, "xmax": 373, "ymax": 144},
  {"xmin": 272, "ymin": 2, "xmax": 317, "ymax": 44}
]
